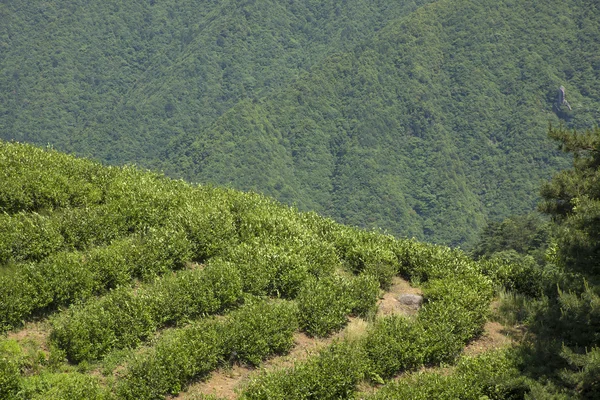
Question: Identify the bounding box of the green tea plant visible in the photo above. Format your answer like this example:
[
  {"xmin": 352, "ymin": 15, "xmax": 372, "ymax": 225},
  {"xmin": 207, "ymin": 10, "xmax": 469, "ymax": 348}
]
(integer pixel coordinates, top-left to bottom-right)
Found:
[
  {"xmin": 363, "ymin": 316, "xmax": 424, "ymax": 379},
  {"xmin": 296, "ymin": 275, "xmax": 353, "ymax": 337},
  {"xmin": 51, "ymin": 259, "xmax": 243, "ymax": 362},
  {"xmin": 0, "ymin": 228, "xmax": 193, "ymax": 333},
  {"xmin": 117, "ymin": 300, "xmax": 298, "ymax": 399},
  {"xmin": 241, "ymin": 340, "xmax": 368, "ymax": 400},
  {"xmin": 0, "ymin": 212, "xmax": 64, "ymax": 264},
  {"xmin": 18, "ymin": 371, "xmax": 111, "ymax": 400},
  {"xmin": 223, "ymin": 236, "xmax": 339, "ymax": 298},
  {"xmin": 366, "ymin": 350, "xmax": 526, "ymax": 400},
  {"xmin": 0, "ymin": 340, "xmax": 22, "ymax": 400},
  {"xmin": 222, "ymin": 299, "xmax": 298, "ymax": 366},
  {"xmin": 0, "ymin": 141, "xmax": 112, "ymax": 214}
]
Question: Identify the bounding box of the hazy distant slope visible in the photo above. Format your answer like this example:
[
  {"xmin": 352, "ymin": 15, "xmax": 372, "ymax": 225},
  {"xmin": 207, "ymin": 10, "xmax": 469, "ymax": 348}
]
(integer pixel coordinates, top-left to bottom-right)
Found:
[
  {"xmin": 166, "ymin": 0, "xmax": 600, "ymax": 245},
  {"xmin": 0, "ymin": 0, "xmax": 430, "ymax": 163}
]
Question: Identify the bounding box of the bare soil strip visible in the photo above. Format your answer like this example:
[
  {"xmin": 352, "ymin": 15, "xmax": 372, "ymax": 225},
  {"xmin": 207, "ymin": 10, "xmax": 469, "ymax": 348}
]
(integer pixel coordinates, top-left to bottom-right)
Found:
[{"xmin": 174, "ymin": 276, "xmax": 421, "ymax": 400}]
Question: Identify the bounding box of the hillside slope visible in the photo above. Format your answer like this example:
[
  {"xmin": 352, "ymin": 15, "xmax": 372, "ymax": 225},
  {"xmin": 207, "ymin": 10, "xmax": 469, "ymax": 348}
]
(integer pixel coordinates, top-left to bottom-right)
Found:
[
  {"xmin": 2, "ymin": 0, "xmax": 600, "ymax": 246},
  {"xmin": 0, "ymin": 140, "xmax": 503, "ymax": 400}
]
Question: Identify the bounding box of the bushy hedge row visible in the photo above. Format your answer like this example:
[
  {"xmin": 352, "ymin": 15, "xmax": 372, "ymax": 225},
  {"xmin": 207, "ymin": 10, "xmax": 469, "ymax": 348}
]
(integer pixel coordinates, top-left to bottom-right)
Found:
[
  {"xmin": 327, "ymin": 226, "xmax": 401, "ymax": 288},
  {"xmin": 0, "ymin": 340, "xmax": 22, "ymax": 400},
  {"xmin": 51, "ymin": 249, "xmax": 377, "ymax": 362},
  {"xmin": 222, "ymin": 237, "xmax": 339, "ymax": 298},
  {"xmin": 242, "ymin": 340, "xmax": 367, "ymax": 400},
  {"xmin": 366, "ymin": 350, "xmax": 526, "ymax": 400},
  {"xmin": 0, "ymin": 212, "xmax": 65, "ymax": 265},
  {"xmin": 17, "ymin": 372, "xmax": 110, "ymax": 400},
  {"xmin": 0, "ymin": 228, "xmax": 193, "ymax": 332},
  {"xmin": 0, "ymin": 141, "xmax": 114, "ymax": 214},
  {"xmin": 117, "ymin": 300, "xmax": 298, "ymax": 400},
  {"xmin": 297, "ymin": 273, "xmax": 379, "ymax": 337},
  {"xmin": 51, "ymin": 259, "xmax": 243, "ymax": 362},
  {"xmin": 241, "ymin": 240, "xmax": 495, "ymax": 399}
]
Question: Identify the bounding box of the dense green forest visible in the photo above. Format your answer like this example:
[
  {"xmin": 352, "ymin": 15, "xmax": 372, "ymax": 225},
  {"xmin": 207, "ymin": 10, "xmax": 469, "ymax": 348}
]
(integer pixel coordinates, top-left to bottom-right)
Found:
[{"xmin": 3, "ymin": 0, "xmax": 600, "ymax": 246}]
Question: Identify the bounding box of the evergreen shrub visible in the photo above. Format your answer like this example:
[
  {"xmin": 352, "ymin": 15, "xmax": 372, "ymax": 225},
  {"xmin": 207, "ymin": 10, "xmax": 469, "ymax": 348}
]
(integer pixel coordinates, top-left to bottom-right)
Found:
[
  {"xmin": 297, "ymin": 275, "xmax": 352, "ymax": 337},
  {"xmin": 117, "ymin": 320, "xmax": 222, "ymax": 400},
  {"xmin": 363, "ymin": 315, "xmax": 424, "ymax": 379},
  {"xmin": 241, "ymin": 340, "xmax": 368, "ymax": 400},
  {"xmin": 0, "ymin": 212, "xmax": 64, "ymax": 264},
  {"xmin": 52, "ymin": 261, "xmax": 243, "ymax": 362},
  {"xmin": 223, "ymin": 299, "xmax": 298, "ymax": 366}
]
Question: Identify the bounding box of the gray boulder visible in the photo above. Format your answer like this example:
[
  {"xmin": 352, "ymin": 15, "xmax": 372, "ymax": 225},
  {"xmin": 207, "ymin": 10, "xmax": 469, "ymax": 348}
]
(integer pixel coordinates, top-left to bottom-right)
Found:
[{"xmin": 397, "ymin": 294, "xmax": 424, "ymax": 308}]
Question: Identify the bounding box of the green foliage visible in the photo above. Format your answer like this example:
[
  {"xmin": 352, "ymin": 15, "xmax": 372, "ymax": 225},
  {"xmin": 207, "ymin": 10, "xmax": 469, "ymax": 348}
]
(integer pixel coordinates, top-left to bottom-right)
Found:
[
  {"xmin": 559, "ymin": 346, "xmax": 600, "ymax": 399},
  {"xmin": 222, "ymin": 300, "xmax": 298, "ymax": 367},
  {"xmin": 346, "ymin": 273, "xmax": 380, "ymax": 318},
  {"xmin": 479, "ymin": 252, "xmax": 544, "ymax": 297},
  {"xmin": 367, "ymin": 350, "xmax": 526, "ymax": 400},
  {"xmin": 540, "ymin": 125, "xmax": 600, "ymax": 276},
  {"xmin": 0, "ymin": 141, "xmax": 111, "ymax": 214},
  {"xmin": 331, "ymin": 227, "xmax": 400, "ymax": 288},
  {"xmin": 51, "ymin": 286, "xmax": 156, "ymax": 363},
  {"xmin": 240, "ymin": 235, "xmax": 497, "ymax": 399},
  {"xmin": 18, "ymin": 372, "xmax": 110, "ymax": 400},
  {"xmin": 0, "ymin": 212, "xmax": 64, "ymax": 264},
  {"xmin": 362, "ymin": 316, "xmax": 424, "ymax": 379},
  {"xmin": 0, "ymin": 227, "xmax": 194, "ymax": 333},
  {"xmin": 51, "ymin": 260, "xmax": 243, "ymax": 363},
  {"xmin": 296, "ymin": 275, "xmax": 352, "ymax": 337},
  {"xmin": 171, "ymin": 191, "xmax": 238, "ymax": 262},
  {"xmin": 472, "ymin": 213, "xmax": 551, "ymax": 265},
  {"xmin": 4, "ymin": 0, "xmax": 600, "ymax": 247},
  {"xmin": 0, "ymin": 340, "xmax": 22, "ymax": 400},
  {"xmin": 118, "ymin": 300, "xmax": 298, "ymax": 399},
  {"xmin": 117, "ymin": 320, "xmax": 222, "ymax": 400},
  {"xmin": 241, "ymin": 340, "xmax": 368, "ymax": 400}
]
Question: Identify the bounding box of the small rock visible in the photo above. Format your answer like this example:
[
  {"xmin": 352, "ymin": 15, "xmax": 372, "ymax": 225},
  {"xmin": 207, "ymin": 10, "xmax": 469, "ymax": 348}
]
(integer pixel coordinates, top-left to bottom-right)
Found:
[{"xmin": 397, "ymin": 294, "xmax": 423, "ymax": 308}]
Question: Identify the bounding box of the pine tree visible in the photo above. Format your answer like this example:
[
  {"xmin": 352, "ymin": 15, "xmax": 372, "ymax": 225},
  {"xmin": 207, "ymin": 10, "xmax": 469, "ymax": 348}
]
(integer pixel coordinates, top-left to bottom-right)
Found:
[{"xmin": 540, "ymin": 125, "xmax": 600, "ymax": 275}]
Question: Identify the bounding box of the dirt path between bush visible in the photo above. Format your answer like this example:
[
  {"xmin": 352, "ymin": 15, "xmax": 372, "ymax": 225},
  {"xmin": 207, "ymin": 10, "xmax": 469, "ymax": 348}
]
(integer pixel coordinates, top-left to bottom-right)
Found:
[{"xmin": 173, "ymin": 276, "xmax": 421, "ymax": 400}]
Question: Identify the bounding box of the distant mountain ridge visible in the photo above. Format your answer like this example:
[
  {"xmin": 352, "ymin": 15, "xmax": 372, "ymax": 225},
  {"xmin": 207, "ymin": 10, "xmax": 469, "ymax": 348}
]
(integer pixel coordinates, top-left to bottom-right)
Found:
[{"xmin": 2, "ymin": 0, "xmax": 600, "ymax": 246}]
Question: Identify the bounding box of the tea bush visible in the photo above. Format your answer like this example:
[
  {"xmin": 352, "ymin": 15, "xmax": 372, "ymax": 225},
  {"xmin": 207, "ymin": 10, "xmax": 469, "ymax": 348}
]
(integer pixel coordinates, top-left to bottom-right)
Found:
[
  {"xmin": 367, "ymin": 350, "xmax": 526, "ymax": 400},
  {"xmin": 117, "ymin": 300, "xmax": 298, "ymax": 399},
  {"xmin": 363, "ymin": 315, "xmax": 424, "ymax": 379},
  {"xmin": 150, "ymin": 259, "xmax": 243, "ymax": 326},
  {"xmin": 240, "ymin": 236, "xmax": 496, "ymax": 399},
  {"xmin": 0, "ymin": 227, "xmax": 193, "ymax": 333},
  {"xmin": 0, "ymin": 271, "xmax": 39, "ymax": 332},
  {"xmin": 0, "ymin": 141, "xmax": 112, "ymax": 214},
  {"xmin": 0, "ymin": 340, "xmax": 22, "ymax": 400},
  {"xmin": 225, "ymin": 236, "xmax": 339, "ymax": 298},
  {"xmin": 51, "ymin": 287, "xmax": 156, "ymax": 363},
  {"xmin": 223, "ymin": 299, "xmax": 298, "ymax": 366},
  {"xmin": 347, "ymin": 273, "xmax": 380, "ymax": 318},
  {"xmin": 19, "ymin": 372, "xmax": 111, "ymax": 400},
  {"xmin": 241, "ymin": 340, "xmax": 368, "ymax": 400},
  {"xmin": 0, "ymin": 212, "xmax": 64, "ymax": 264},
  {"xmin": 296, "ymin": 275, "xmax": 353, "ymax": 337},
  {"xmin": 171, "ymin": 190, "xmax": 238, "ymax": 261},
  {"xmin": 297, "ymin": 273, "xmax": 380, "ymax": 337},
  {"xmin": 124, "ymin": 227, "xmax": 193, "ymax": 281},
  {"xmin": 52, "ymin": 260, "xmax": 243, "ymax": 362},
  {"xmin": 330, "ymin": 227, "xmax": 400, "ymax": 288},
  {"xmin": 117, "ymin": 320, "xmax": 222, "ymax": 400}
]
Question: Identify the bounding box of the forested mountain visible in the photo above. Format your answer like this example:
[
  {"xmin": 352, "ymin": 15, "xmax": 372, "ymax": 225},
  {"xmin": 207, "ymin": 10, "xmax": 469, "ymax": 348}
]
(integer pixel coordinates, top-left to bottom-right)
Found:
[{"xmin": 2, "ymin": 0, "xmax": 600, "ymax": 246}]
